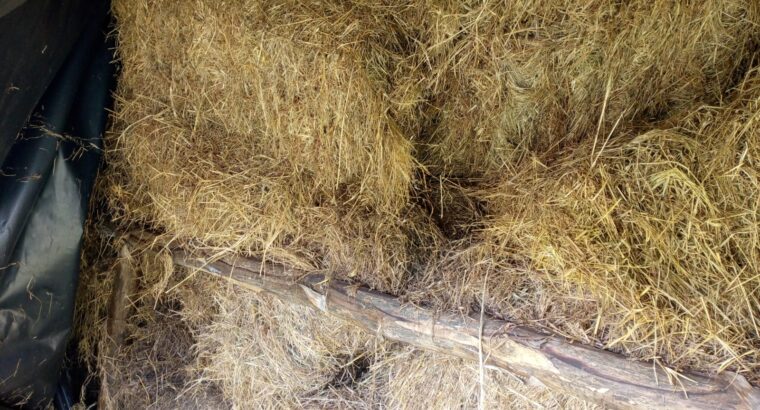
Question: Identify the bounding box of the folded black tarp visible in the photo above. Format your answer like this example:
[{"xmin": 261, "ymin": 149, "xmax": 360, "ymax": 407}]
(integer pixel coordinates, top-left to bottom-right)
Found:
[{"xmin": 0, "ymin": 0, "xmax": 112, "ymax": 407}]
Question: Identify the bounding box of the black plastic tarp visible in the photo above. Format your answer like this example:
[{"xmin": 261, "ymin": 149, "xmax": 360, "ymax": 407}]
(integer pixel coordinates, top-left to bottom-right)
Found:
[
  {"xmin": 0, "ymin": 0, "xmax": 99, "ymax": 165},
  {"xmin": 0, "ymin": 1, "xmax": 112, "ymax": 407}
]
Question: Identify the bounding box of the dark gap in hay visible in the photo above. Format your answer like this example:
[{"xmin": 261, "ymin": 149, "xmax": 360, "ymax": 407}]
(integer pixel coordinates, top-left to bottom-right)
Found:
[
  {"xmin": 326, "ymin": 353, "xmax": 373, "ymax": 391},
  {"xmin": 412, "ymin": 172, "xmax": 486, "ymax": 240}
]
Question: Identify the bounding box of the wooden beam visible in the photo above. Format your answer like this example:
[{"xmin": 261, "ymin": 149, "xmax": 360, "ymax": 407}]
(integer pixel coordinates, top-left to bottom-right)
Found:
[
  {"xmin": 100, "ymin": 243, "xmax": 137, "ymax": 410},
  {"xmin": 118, "ymin": 230, "xmax": 760, "ymax": 410}
]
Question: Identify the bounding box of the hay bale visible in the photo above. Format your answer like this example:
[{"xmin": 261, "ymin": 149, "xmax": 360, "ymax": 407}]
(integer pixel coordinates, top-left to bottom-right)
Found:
[
  {"xmin": 408, "ymin": 244, "xmax": 601, "ymax": 344},
  {"xmin": 410, "ymin": 0, "xmax": 759, "ymax": 176},
  {"xmin": 84, "ymin": 0, "xmax": 760, "ymax": 405},
  {"xmin": 185, "ymin": 281, "xmax": 378, "ymax": 408},
  {"xmin": 358, "ymin": 347, "xmax": 596, "ymax": 409},
  {"xmin": 107, "ymin": 0, "xmax": 428, "ymax": 292},
  {"xmin": 479, "ymin": 68, "xmax": 760, "ymax": 378}
]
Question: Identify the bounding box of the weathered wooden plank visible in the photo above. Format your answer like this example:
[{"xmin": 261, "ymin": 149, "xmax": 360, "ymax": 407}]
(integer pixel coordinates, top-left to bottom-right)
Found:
[{"xmin": 101, "ymin": 243, "xmax": 137, "ymax": 410}]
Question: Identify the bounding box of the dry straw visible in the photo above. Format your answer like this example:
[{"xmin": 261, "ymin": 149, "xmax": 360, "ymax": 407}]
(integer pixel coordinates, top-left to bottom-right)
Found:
[
  {"xmin": 77, "ymin": 0, "xmax": 760, "ymax": 406},
  {"xmin": 77, "ymin": 238, "xmax": 586, "ymax": 408},
  {"xmin": 479, "ymin": 68, "xmax": 760, "ymax": 380},
  {"xmin": 408, "ymin": 0, "xmax": 759, "ymax": 176},
  {"xmin": 107, "ymin": 0, "xmax": 432, "ymax": 293},
  {"xmin": 75, "ymin": 238, "xmax": 225, "ymax": 409},
  {"xmin": 359, "ymin": 347, "xmax": 597, "ymax": 410},
  {"xmin": 185, "ymin": 280, "xmax": 376, "ymax": 408}
]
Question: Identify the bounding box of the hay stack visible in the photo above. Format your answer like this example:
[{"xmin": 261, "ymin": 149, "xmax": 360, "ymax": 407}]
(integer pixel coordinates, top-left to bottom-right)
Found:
[
  {"xmin": 477, "ymin": 68, "xmax": 760, "ymax": 378},
  {"xmin": 77, "ymin": 0, "xmax": 760, "ymax": 406},
  {"xmin": 410, "ymin": 0, "xmax": 759, "ymax": 176},
  {"xmin": 107, "ymin": 0, "xmax": 430, "ymax": 292}
]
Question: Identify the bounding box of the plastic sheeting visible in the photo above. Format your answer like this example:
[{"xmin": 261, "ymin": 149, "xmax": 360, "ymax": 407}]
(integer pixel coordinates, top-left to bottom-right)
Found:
[
  {"xmin": 0, "ymin": 8, "xmax": 112, "ymax": 408},
  {"xmin": 0, "ymin": 0, "xmax": 97, "ymax": 164}
]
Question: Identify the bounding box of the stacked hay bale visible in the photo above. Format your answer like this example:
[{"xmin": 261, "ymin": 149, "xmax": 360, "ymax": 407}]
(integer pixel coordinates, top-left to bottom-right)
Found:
[
  {"xmin": 106, "ymin": 0, "xmax": 431, "ymax": 292},
  {"xmin": 402, "ymin": 0, "xmax": 760, "ymax": 379},
  {"xmin": 85, "ymin": 0, "xmax": 433, "ymax": 407},
  {"xmin": 76, "ymin": 0, "xmax": 760, "ymax": 407},
  {"xmin": 408, "ymin": 0, "xmax": 759, "ymax": 176},
  {"xmin": 473, "ymin": 68, "xmax": 760, "ymax": 378}
]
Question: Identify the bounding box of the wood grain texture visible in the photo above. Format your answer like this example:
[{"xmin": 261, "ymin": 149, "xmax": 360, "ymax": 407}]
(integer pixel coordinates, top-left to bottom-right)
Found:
[
  {"xmin": 101, "ymin": 243, "xmax": 137, "ymax": 410},
  {"xmin": 118, "ymin": 230, "xmax": 760, "ymax": 409},
  {"xmin": 105, "ymin": 244, "xmax": 137, "ymax": 346}
]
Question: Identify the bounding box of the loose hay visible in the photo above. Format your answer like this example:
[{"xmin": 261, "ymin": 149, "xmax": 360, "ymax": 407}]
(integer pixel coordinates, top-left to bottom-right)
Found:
[
  {"xmin": 360, "ymin": 347, "xmax": 597, "ymax": 410},
  {"xmin": 77, "ymin": 239, "xmax": 580, "ymax": 409},
  {"xmin": 75, "ymin": 237, "xmax": 226, "ymax": 409},
  {"xmin": 186, "ymin": 281, "xmax": 377, "ymax": 408},
  {"xmin": 76, "ymin": 236, "xmax": 379, "ymax": 409}
]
